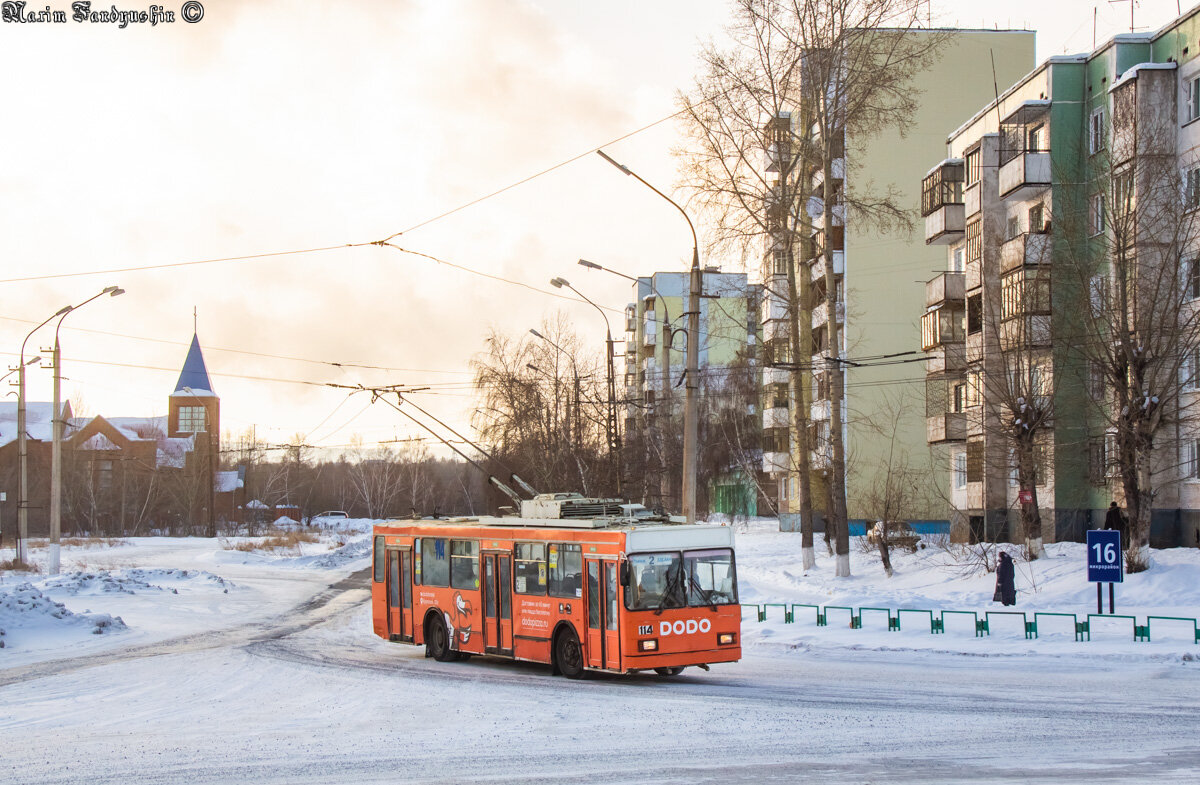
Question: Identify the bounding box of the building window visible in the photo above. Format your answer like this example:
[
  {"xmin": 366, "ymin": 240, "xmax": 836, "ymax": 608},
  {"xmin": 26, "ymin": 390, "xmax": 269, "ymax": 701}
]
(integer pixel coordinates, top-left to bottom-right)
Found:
[
  {"xmin": 1089, "ymin": 193, "xmax": 1105, "ymax": 236},
  {"xmin": 952, "ymin": 382, "xmax": 967, "ymax": 413},
  {"xmin": 965, "ymin": 220, "xmax": 982, "ymax": 263},
  {"xmin": 178, "ymin": 405, "xmax": 206, "ymax": 433},
  {"xmin": 1088, "ymin": 107, "xmax": 1104, "ymax": 155},
  {"xmin": 1187, "ymin": 76, "xmax": 1200, "ymax": 123},
  {"xmin": 1186, "ymin": 167, "xmax": 1200, "ymax": 211},
  {"xmin": 952, "ymin": 451, "xmax": 967, "ymax": 490},
  {"xmin": 964, "ymin": 147, "xmax": 981, "ymax": 186},
  {"xmin": 1006, "ymin": 215, "xmax": 1021, "ymax": 241},
  {"xmin": 1089, "ymin": 438, "xmax": 1107, "ymax": 486},
  {"xmin": 1183, "ymin": 346, "xmax": 1200, "ymax": 391},
  {"xmin": 1187, "ymin": 258, "xmax": 1200, "ymax": 300},
  {"xmin": 1187, "ymin": 439, "xmax": 1200, "ymax": 480},
  {"xmin": 966, "ymin": 293, "xmax": 983, "ymax": 335},
  {"xmin": 1028, "ymin": 203, "xmax": 1046, "ymax": 234},
  {"xmin": 966, "ymin": 369, "xmax": 982, "ymax": 407},
  {"xmin": 951, "ymin": 246, "xmax": 965, "ymax": 273},
  {"xmin": 1027, "ymin": 124, "xmax": 1045, "ymax": 153}
]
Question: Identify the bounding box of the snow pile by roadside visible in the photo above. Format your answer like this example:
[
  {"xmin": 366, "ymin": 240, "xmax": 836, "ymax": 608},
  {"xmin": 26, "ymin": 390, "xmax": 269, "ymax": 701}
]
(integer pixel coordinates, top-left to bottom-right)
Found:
[
  {"xmin": 0, "ymin": 583, "xmax": 126, "ymax": 648},
  {"xmin": 42, "ymin": 568, "xmax": 235, "ymax": 596},
  {"xmin": 286, "ymin": 534, "xmax": 372, "ymax": 570}
]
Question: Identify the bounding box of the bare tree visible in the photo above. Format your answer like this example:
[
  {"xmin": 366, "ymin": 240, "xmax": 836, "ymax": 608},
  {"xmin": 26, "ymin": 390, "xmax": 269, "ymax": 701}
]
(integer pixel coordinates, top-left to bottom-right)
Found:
[
  {"xmin": 679, "ymin": 0, "xmax": 946, "ymax": 576},
  {"xmin": 1058, "ymin": 71, "xmax": 1200, "ymax": 572}
]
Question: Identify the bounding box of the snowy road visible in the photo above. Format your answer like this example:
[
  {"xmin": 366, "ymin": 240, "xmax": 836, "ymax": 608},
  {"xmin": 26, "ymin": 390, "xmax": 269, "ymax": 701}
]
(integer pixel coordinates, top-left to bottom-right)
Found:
[{"xmin": 3, "ymin": 568, "xmax": 1198, "ymax": 784}]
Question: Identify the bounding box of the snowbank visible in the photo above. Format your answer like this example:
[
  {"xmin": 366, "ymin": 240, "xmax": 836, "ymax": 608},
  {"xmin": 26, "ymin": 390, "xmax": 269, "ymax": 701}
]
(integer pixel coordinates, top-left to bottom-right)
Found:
[{"xmin": 0, "ymin": 583, "xmax": 126, "ymax": 650}]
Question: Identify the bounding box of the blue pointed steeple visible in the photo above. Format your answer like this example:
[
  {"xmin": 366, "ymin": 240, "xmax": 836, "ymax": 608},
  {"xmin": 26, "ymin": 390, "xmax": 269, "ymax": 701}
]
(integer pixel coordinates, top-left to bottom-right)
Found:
[{"xmin": 174, "ymin": 333, "xmax": 216, "ymax": 396}]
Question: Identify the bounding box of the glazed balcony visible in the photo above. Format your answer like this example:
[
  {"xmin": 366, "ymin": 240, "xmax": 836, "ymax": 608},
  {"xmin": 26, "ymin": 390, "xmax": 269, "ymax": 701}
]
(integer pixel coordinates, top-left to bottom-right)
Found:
[{"xmin": 922, "ymin": 160, "xmax": 965, "ymax": 245}]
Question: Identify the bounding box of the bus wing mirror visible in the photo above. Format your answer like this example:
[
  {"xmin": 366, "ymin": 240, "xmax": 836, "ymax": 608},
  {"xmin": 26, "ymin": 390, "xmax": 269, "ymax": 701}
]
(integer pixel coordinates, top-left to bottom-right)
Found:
[{"xmin": 619, "ymin": 561, "xmax": 630, "ymax": 586}]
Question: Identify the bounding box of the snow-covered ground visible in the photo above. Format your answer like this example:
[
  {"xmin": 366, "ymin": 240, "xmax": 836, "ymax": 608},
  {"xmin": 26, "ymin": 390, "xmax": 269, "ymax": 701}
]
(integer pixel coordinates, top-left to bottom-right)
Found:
[{"xmin": 1, "ymin": 520, "xmax": 1198, "ymax": 784}]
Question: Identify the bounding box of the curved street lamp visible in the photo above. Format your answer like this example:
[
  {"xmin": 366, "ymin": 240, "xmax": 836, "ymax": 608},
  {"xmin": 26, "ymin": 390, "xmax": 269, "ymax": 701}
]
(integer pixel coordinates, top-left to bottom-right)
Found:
[
  {"xmin": 16, "ymin": 307, "xmax": 70, "ymax": 565},
  {"xmin": 596, "ymin": 149, "xmax": 701, "ymax": 522},
  {"xmin": 547, "ymin": 278, "xmax": 622, "ymax": 496},
  {"xmin": 47, "ymin": 285, "xmax": 124, "ymax": 575}
]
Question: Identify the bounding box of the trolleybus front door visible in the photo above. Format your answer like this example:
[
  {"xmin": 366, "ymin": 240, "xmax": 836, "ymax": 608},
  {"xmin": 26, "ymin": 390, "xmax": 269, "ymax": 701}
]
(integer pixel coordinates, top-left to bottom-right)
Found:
[
  {"xmin": 484, "ymin": 553, "xmax": 513, "ymax": 655},
  {"xmin": 585, "ymin": 559, "xmax": 621, "ymax": 670},
  {"xmin": 386, "ymin": 547, "xmax": 412, "ymax": 641}
]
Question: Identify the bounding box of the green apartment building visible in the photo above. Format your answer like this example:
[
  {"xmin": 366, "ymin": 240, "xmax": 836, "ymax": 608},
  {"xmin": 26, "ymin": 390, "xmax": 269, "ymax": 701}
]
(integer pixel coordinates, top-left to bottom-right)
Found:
[
  {"xmin": 921, "ymin": 6, "xmax": 1200, "ymax": 547},
  {"xmin": 760, "ymin": 29, "xmax": 1036, "ymax": 532}
]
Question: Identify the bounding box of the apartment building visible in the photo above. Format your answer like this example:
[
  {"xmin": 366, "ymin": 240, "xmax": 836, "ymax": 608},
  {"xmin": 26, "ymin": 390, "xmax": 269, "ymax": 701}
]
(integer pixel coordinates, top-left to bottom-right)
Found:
[
  {"xmin": 758, "ymin": 29, "xmax": 1036, "ymax": 531},
  {"xmin": 623, "ymin": 270, "xmax": 761, "ymax": 515},
  {"xmin": 921, "ymin": 7, "xmax": 1200, "ymax": 547}
]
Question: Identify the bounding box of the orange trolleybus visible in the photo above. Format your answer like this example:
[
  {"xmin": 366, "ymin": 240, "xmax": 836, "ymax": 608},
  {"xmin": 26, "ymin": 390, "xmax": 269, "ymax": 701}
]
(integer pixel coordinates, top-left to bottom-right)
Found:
[{"xmin": 370, "ymin": 493, "xmax": 741, "ymax": 678}]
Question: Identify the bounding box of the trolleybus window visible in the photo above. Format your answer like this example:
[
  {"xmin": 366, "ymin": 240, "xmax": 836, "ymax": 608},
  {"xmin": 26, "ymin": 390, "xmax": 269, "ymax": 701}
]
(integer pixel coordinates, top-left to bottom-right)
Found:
[
  {"xmin": 684, "ymin": 549, "xmax": 738, "ymax": 606},
  {"xmin": 626, "ymin": 549, "xmax": 738, "ymax": 610},
  {"xmin": 420, "ymin": 537, "xmax": 450, "ymax": 587},
  {"xmin": 514, "ymin": 542, "xmax": 547, "ymax": 595},
  {"xmin": 373, "ymin": 536, "xmax": 385, "ymax": 583},
  {"xmin": 625, "ymin": 552, "xmax": 685, "ymax": 611},
  {"xmin": 450, "ymin": 540, "xmax": 480, "ymax": 589},
  {"xmin": 547, "ymin": 543, "xmax": 583, "ymax": 598}
]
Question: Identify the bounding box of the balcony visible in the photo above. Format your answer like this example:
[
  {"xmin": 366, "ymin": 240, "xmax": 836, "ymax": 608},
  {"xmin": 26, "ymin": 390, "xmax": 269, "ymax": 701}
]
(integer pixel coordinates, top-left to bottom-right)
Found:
[
  {"xmin": 762, "ymin": 451, "xmax": 790, "ymax": 475},
  {"xmin": 1000, "ymin": 315, "xmax": 1052, "ymax": 350},
  {"xmin": 642, "ymin": 319, "xmax": 657, "ymax": 347},
  {"xmin": 762, "ymin": 406, "xmax": 789, "ymax": 429},
  {"xmin": 925, "ymin": 344, "xmax": 967, "ymax": 374},
  {"xmin": 921, "ymin": 306, "xmax": 965, "ymax": 351},
  {"xmin": 927, "ymin": 412, "xmax": 967, "ymax": 444},
  {"xmin": 812, "ymin": 301, "xmax": 845, "ymax": 330},
  {"xmin": 810, "ymin": 250, "xmax": 845, "ymax": 281},
  {"xmin": 811, "ymin": 399, "xmax": 831, "ymax": 422},
  {"xmin": 763, "ymin": 366, "xmax": 790, "ymax": 386},
  {"xmin": 926, "ymin": 272, "xmax": 965, "ymax": 308},
  {"xmin": 922, "ymin": 160, "xmax": 965, "ymax": 245},
  {"xmin": 1000, "ymin": 232, "xmax": 1051, "ymax": 273},
  {"xmin": 998, "ymin": 152, "xmax": 1051, "ymax": 200},
  {"xmin": 812, "ymin": 157, "xmax": 846, "ymax": 190}
]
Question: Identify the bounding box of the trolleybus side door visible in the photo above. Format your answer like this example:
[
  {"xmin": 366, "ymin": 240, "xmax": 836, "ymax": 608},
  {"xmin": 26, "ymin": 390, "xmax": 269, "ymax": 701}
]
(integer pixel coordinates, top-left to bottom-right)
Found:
[
  {"xmin": 386, "ymin": 547, "xmax": 413, "ymax": 642},
  {"xmin": 584, "ymin": 558, "xmax": 621, "ymax": 670},
  {"xmin": 483, "ymin": 552, "xmax": 514, "ymax": 655}
]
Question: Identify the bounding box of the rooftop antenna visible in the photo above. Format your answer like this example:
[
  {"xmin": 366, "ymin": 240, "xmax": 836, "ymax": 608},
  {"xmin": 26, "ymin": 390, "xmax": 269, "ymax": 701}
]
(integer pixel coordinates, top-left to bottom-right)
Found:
[{"xmin": 193, "ymin": 305, "xmax": 197, "ymax": 334}]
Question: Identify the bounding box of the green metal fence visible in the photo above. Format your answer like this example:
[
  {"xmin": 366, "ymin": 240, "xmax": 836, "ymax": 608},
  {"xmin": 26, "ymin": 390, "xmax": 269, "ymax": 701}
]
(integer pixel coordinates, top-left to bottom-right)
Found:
[{"xmin": 738, "ymin": 602, "xmax": 1198, "ymax": 644}]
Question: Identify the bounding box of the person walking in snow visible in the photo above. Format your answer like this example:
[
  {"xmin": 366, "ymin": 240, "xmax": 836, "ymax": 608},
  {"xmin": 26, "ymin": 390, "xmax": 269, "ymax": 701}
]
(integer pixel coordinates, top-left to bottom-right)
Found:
[
  {"xmin": 1104, "ymin": 501, "xmax": 1128, "ymax": 550},
  {"xmin": 993, "ymin": 551, "xmax": 1016, "ymax": 607}
]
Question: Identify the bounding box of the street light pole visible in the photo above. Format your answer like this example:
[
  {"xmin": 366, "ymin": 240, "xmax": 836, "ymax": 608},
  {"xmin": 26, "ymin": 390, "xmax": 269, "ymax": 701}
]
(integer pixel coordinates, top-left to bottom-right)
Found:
[
  {"xmin": 596, "ymin": 150, "xmax": 702, "ymax": 523},
  {"xmin": 547, "ymin": 279, "xmax": 622, "ymax": 497},
  {"xmin": 48, "ymin": 285, "xmax": 124, "ymax": 575},
  {"xmin": 17, "ymin": 307, "xmax": 70, "ymax": 565}
]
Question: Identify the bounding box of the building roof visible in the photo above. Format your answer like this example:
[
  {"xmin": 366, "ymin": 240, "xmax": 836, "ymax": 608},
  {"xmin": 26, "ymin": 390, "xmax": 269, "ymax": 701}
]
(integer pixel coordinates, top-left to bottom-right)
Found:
[{"xmin": 173, "ymin": 333, "xmax": 216, "ymax": 397}]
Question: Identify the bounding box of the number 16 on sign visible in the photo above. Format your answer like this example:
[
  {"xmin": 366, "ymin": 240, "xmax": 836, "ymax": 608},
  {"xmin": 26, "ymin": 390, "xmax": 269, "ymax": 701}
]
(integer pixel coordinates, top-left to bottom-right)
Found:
[{"xmin": 1086, "ymin": 529, "xmax": 1123, "ymax": 614}]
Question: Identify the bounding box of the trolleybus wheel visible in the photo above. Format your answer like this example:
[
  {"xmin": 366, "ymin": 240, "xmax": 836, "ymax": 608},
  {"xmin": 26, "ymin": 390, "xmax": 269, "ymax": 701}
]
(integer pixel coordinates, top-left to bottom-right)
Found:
[
  {"xmin": 427, "ymin": 616, "xmax": 455, "ymax": 662},
  {"xmin": 654, "ymin": 666, "xmax": 685, "ymax": 677},
  {"xmin": 555, "ymin": 628, "xmax": 585, "ymax": 679}
]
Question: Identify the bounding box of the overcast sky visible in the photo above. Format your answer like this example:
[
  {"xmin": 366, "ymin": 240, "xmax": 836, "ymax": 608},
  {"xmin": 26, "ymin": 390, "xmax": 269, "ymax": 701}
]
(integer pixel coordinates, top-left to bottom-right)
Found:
[{"xmin": 0, "ymin": 0, "xmax": 1189, "ymax": 458}]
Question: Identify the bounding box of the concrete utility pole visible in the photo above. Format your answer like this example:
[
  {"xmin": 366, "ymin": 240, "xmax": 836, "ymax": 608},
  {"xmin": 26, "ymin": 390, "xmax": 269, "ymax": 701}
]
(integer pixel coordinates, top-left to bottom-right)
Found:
[
  {"xmin": 17, "ymin": 307, "xmax": 69, "ymax": 565},
  {"xmin": 48, "ymin": 286, "xmax": 124, "ymax": 575},
  {"xmin": 596, "ymin": 150, "xmax": 702, "ymax": 522}
]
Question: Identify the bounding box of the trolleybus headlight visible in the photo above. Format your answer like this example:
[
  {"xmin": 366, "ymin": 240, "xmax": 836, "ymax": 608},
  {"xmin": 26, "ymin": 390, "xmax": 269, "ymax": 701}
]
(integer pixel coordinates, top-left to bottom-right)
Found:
[
  {"xmin": 718, "ymin": 633, "xmax": 736, "ymax": 646},
  {"xmin": 638, "ymin": 638, "xmax": 658, "ymax": 652}
]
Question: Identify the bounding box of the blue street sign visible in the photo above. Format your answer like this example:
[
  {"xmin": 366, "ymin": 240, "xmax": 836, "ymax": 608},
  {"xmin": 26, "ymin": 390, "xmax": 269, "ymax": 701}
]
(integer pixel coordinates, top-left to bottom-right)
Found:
[{"xmin": 1086, "ymin": 529, "xmax": 1123, "ymax": 584}]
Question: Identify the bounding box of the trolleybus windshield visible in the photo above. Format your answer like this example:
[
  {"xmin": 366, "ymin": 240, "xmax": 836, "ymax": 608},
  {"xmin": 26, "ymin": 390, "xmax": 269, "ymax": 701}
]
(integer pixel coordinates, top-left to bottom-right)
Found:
[{"xmin": 626, "ymin": 548, "xmax": 738, "ymax": 611}]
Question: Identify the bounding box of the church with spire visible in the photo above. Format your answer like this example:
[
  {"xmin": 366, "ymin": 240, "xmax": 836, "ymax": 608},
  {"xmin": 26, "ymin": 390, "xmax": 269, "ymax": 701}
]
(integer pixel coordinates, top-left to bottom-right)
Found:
[{"xmin": 0, "ymin": 331, "xmax": 239, "ymax": 537}]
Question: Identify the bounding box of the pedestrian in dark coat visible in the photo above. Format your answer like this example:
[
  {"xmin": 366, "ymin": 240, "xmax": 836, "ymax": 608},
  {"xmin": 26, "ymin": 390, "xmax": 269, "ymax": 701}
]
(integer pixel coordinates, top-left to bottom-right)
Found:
[
  {"xmin": 1105, "ymin": 501, "xmax": 1128, "ymax": 549},
  {"xmin": 994, "ymin": 552, "xmax": 1017, "ymax": 606}
]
